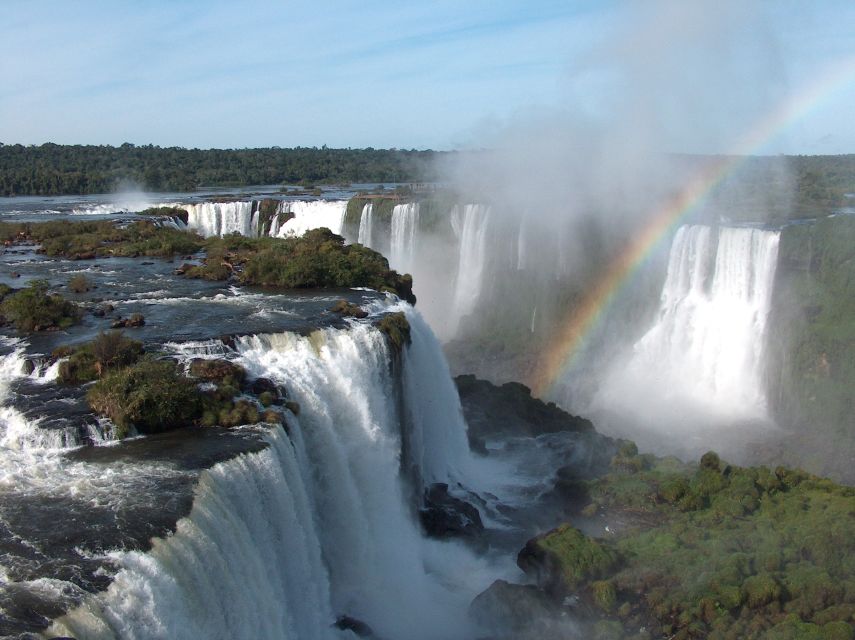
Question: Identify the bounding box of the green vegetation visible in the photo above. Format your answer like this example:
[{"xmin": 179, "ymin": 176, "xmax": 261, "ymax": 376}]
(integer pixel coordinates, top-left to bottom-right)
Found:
[
  {"xmin": 180, "ymin": 229, "xmax": 415, "ymax": 301},
  {"xmin": 536, "ymin": 525, "xmax": 619, "ymax": 589},
  {"xmin": 79, "ymin": 351, "xmax": 288, "ymax": 437},
  {"xmin": 57, "ymin": 331, "xmax": 144, "ymax": 384},
  {"xmin": 238, "ymin": 228, "xmax": 416, "ymax": 302},
  {"xmin": 0, "ymin": 219, "xmax": 205, "ymax": 259},
  {"xmin": 531, "ymin": 449, "xmax": 855, "ymax": 639},
  {"xmin": 0, "ymin": 280, "xmax": 79, "ymax": 332},
  {"xmin": 87, "ymin": 360, "xmax": 202, "ymax": 437},
  {"xmin": 766, "ymin": 215, "xmax": 855, "ymax": 480},
  {"xmin": 0, "ymin": 143, "xmax": 442, "ymax": 195}
]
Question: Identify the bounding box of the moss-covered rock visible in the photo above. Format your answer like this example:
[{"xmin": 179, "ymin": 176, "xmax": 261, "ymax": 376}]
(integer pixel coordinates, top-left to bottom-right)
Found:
[
  {"xmin": 375, "ymin": 312, "xmax": 411, "ymax": 351},
  {"xmin": 519, "ymin": 524, "xmax": 619, "ymax": 592},
  {"xmin": 329, "ymin": 299, "xmax": 369, "ymax": 318},
  {"xmin": 189, "ymin": 359, "xmax": 246, "ymax": 387}
]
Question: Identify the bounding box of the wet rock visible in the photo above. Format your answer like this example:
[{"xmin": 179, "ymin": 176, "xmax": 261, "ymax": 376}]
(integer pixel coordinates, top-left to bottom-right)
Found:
[
  {"xmin": 110, "ymin": 313, "xmax": 145, "ymax": 329},
  {"xmin": 173, "ymin": 262, "xmax": 196, "ymax": 275},
  {"xmin": 469, "ymin": 580, "xmax": 560, "ymax": 639},
  {"xmin": 419, "ymin": 483, "xmax": 484, "ymax": 539},
  {"xmin": 334, "ymin": 615, "xmax": 374, "ymax": 637},
  {"xmin": 10, "ymin": 272, "xmax": 20, "ymax": 278},
  {"xmin": 249, "ymin": 376, "xmax": 278, "ymax": 396},
  {"xmin": 329, "ymin": 299, "xmax": 369, "ymax": 319}
]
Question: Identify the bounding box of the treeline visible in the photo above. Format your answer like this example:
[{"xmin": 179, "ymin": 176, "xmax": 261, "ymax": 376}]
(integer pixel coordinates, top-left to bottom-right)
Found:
[
  {"xmin": 701, "ymin": 154, "xmax": 855, "ymax": 220},
  {"xmin": 0, "ymin": 143, "xmax": 444, "ymax": 196}
]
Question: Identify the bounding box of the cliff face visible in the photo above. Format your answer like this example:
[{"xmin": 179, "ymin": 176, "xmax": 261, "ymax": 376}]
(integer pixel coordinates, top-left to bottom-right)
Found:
[{"xmin": 766, "ymin": 214, "xmax": 855, "ymax": 479}]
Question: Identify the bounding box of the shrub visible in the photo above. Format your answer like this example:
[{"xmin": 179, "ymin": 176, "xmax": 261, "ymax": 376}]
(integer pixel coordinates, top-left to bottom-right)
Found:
[
  {"xmin": 86, "ymin": 360, "xmax": 202, "ymax": 437},
  {"xmin": 1, "ymin": 280, "xmax": 79, "ymax": 332},
  {"xmin": 58, "ymin": 331, "xmax": 144, "ymax": 384},
  {"xmin": 68, "ymin": 274, "xmax": 92, "ymax": 293}
]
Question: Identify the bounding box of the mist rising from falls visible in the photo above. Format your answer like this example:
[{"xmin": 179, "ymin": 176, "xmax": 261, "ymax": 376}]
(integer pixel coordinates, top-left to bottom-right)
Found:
[
  {"xmin": 51, "ymin": 306, "xmax": 493, "ymax": 640},
  {"xmin": 591, "ymin": 224, "xmax": 781, "ymax": 451}
]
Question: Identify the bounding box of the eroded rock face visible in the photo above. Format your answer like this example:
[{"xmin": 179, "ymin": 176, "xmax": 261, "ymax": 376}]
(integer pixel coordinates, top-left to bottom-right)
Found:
[{"xmin": 419, "ymin": 483, "xmax": 484, "ymax": 540}]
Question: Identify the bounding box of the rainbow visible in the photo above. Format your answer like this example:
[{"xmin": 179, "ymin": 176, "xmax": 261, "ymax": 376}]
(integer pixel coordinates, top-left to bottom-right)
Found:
[{"xmin": 531, "ymin": 53, "xmax": 855, "ymax": 398}]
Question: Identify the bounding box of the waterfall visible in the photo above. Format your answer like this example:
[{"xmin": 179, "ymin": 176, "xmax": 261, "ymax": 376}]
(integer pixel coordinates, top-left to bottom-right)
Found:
[
  {"xmin": 389, "ymin": 203, "xmax": 419, "ymax": 275},
  {"xmin": 595, "ymin": 224, "xmax": 781, "ymax": 427},
  {"xmin": 357, "ymin": 203, "xmax": 374, "ymax": 248},
  {"xmin": 49, "ymin": 427, "xmax": 337, "ymax": 640},
  {"xmin": 449, "ymin": 205, "xmax": 490, "ymax": 336},
  {"xmin": 276, "ymin": 201, "xmax": 348, "ymax": 237},
  {"xmin": 184, "ymin": 202, "xmax": 257, "ymax": 238},
  {"xmin": 50, "ymin": 306, "xmax": 488, "ymax": 640}
]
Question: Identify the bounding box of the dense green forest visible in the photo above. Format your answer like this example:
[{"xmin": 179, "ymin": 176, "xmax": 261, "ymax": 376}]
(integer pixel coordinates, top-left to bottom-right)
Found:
[{"xmin": 0, "ymin": 143, "xmax": 443, "ymax": 196}]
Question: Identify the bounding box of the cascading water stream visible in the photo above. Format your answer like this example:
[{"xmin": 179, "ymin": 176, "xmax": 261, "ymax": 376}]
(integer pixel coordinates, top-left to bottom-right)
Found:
[
  {"xmin": 389, "ymin": 203, "xmax": 419, "ymax": 275},
  {"xmin": 185, "ymin": 202, "xmax": 257, "ymax": 238},
  {"xmin": 276, "ymin": 201, "xmax": 348, "ymax": 237},
  {"xmin": 357, "ymin": 203, "xmax": 374, "ymax": 248},
  {"xmin": 448, "ymin": 205, "xmax": 490, "ymax": 337}
]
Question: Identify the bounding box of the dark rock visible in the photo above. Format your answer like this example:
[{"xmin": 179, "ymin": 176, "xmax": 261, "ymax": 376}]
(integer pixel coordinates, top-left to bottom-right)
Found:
[
  {"xmin": 249, "ymin": 377, "xmax": 278, "ymax": 396},
  {"xmin": 219, "ymin": 335, "xmax": 236, "ymax": 350},
  {"xmin": 550, "ymin": 465, "xmax": 591, "ymax": 508},
  {"xmin": 419, "ymin": 483, "xmax": 484, "ymax": 540},
  {"xmin": 22, "ymin": 359, "xmax": 36, "ymax": 376},
  {"xmin": 330, "ymin": 299, "xmax": 369, "ymax": 319},
  {"xmin": 173, "ymin": 262, "xmax": 196, "ymax": 275},
  {"xmin": 10, "ymin": 272, "xmax": 20, "ymax": 278},
  {"xmin": 284, "ymin": 400, "xmax": 300, "ymax": 416},
  {"xmin": 110, "ymin": 313, "xmax": 145, "ymax": 329},
  {"xmin": 469, "ymin": 580, "xmax": 560, "ymax": 638},
  {"xmin": 517, "ymin": 535, "xmax": 563, "ymax": 592},
  {"xmin": 126, "ymin": 313, "xmax": 145, "ymax": 327},
  {"xmin": 334, "ymin": 616, "xmax": 374, "ymax": 637}
]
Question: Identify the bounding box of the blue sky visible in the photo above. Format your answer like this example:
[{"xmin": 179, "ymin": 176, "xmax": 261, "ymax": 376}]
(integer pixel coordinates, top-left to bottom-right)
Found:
[{"xmin": 1, "ymin": 0, "xmax": 854, "ymax": 153}]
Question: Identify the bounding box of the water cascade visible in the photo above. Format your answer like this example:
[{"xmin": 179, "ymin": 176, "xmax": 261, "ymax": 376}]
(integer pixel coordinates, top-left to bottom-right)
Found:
[
  {"xmin": 449, "ymin": 205, "xmax": 491, "ymax": 336},
  {"xmin": 276, "ymin": 201, "xmax": 348, "ymax": 238},
  {"xmin": 184, "ymin": 202, "xmax": 258, "ymax": 238},
  {"xmin": 50, "ymin": 306, "xmax": 490, "ymax": 640},
  {"xmin": 357, "ymin": 203, "xmax": 374, "ymax": 248},
  {"xmin": 594, "ymin": 224, "xmax": 781, "ymax": 433},
  {"xmin": 389, "ymin": 203, "xmax": 419, "ymax": 275}
]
